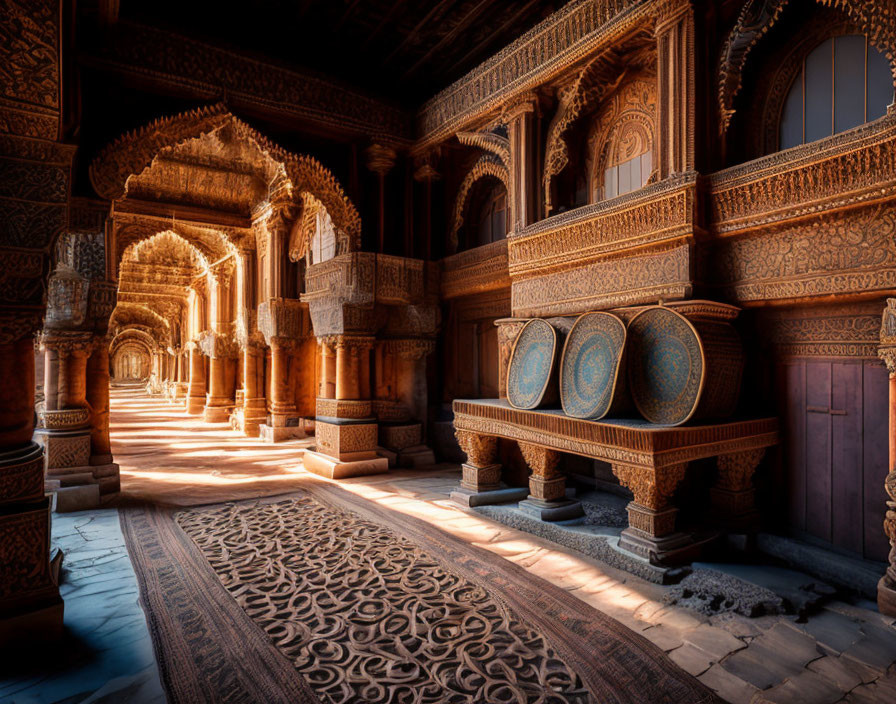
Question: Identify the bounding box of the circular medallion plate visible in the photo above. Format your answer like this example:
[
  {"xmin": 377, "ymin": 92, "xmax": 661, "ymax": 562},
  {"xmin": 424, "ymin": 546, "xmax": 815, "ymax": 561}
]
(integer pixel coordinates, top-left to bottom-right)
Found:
[
  {"xmin": 560, "ymin": 312, "xmax": 626, "ymax": 419},
  {"xmin": 507, "ymin": 319, "xmax": 559, "ymax": 409},
  {"xmin": 627, "ymin": 306, "xmax": 705, "ymax": 425}
]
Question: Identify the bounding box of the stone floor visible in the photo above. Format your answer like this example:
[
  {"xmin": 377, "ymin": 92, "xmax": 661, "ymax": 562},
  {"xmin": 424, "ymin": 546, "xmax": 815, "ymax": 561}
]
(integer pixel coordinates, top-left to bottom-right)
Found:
[{"xmin": 8, "ymin": 386, "xmax": 896, "ymax": 703}]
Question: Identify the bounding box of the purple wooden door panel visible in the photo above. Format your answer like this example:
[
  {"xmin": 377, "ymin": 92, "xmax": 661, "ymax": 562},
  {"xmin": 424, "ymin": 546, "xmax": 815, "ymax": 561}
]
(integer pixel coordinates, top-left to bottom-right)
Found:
[
  {"xmin": 805, "ymin": 361, "xmax": 832, "ymax": 542},
  {"xmin": 863, "ymin": 362, "xmax": 890, "ymax": 562},
  {"xmin": 784, "ymin": 361, "xmax": 807, "ymax": 531},
  {"xmin": 831, "ymin": 362, "xmax": 863, "ymax": 555}
]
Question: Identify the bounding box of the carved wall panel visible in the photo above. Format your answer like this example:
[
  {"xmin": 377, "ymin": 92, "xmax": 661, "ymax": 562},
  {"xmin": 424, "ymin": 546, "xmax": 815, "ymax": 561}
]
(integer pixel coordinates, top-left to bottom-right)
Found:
[
  {"xmin": 441, "ymin": 240, "xmax": 511, "ymax": 300},
  {"xmin": 761, "ymin": 301, "xmax": 885, "ymax": 358},
  {"xmin": 511, "ymin": 242, "xmax": 692, "ymax": 317},
  {"xmin": 713, "ymin": 204, "xmax": 896, "ymax": 304}
]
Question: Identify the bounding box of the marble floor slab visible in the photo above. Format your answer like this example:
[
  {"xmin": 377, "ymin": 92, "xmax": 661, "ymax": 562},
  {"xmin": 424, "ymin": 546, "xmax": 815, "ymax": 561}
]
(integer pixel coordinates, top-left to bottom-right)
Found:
[{"xmin": 0, "ymin": 509, "xmax": 166, "ymax": 704}]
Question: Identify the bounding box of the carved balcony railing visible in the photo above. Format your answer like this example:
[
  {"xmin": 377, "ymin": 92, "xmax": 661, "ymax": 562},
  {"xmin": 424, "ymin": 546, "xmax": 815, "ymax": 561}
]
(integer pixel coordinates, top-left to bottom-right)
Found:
[
  {"xmin": 440, "ymin": 239, "xmax": 510, "ymax": 300},
  {"xmin": 707, "ymin": 116, "xmax": 896, "ymax": 305},
  {"xmin": 507, "ymin": 174, "xmax": 696, "ymax": 317},
  {"xmin": 709, "ymin": 115, "xmax": 896, "ymax": 236},
  {"xmin": 417, "ymin": 0, "xmax": 652, "ymax": 145}
]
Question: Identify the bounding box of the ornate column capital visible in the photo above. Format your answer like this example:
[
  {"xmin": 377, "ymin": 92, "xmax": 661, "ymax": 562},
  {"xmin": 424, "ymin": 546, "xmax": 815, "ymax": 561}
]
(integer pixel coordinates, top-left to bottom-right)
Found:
[
  {"xmin": 611, "ymin": 462, "xmax": 688, "ymax": 511},
  {"xmin": 365, "ymin": 143, "xmax": 397, "ymax": 176},
  {"xmin": 40, "ymin": 330, "xmax": 95, "ymax": 355},
  {"xmin": 455, "ymin": 430, "xmax": 498, "ymax": 468},
  {"xmin": 518, "ymin": 442, "xmax": 561, "ymax": 479}
]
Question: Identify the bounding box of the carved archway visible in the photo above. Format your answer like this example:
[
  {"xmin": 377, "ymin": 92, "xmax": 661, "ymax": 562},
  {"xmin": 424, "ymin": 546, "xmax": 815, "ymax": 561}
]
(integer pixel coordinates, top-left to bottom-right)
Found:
[
  {"xmin": 90, "ymin": 104, "xmax": 362, "ymax": 252},
  {"xmin": 449, "ymin": 156, "xmax": 510, "ymax": 253},
  {"xmin": 717, "ymin": 0, "xmax": 896, "ymax": 136},
  {"xmin": 542, "ymin": 30, "xmax": 655, "ymax": 213}
]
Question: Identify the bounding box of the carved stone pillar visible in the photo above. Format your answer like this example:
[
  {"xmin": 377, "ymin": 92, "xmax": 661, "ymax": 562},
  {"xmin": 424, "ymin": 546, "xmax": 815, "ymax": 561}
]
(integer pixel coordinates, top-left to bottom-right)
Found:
[
  {"xmin": 268, "ymin": 338, "xmax": 298, "ymax": 428},
  {"xmin": 335, "ymin": 337, "xmax": 358, "ymax": 400},
  {"xmin": 0, "ymin": 327, "xmax": 62, "ymax": 645},
  {"xmin": 238, "ymin": 343, "xmax": 267, "ymax": 437},
  {"xmin": 34, "ymin": 332, "xmax": 95, "ymax": 493},
  {"xmin": 711, "ymin": 448, "xmax": 766, "ymax": 532},
  {"xmin": 413, "ymin": 159, "xmax": 440, "ymax": 261},
  {"xmin": 365, "ymin": 144, "xmax": 397, "ymax": 253},
  {"xmin": 322, "ymin": 341, "xmax": 336, "ymax": 399},
  {"xmin": 517, "ymin": 442, "xmax": 584, "ymax": 521},
  {"xmin": 877, "ymin": 299, "xmax": 896, "ymax": 616},
  {"xmin": 186, "ymin": 343, "xmax": 207, "ymax": 415},
  {"xmin": 86, "ymin": 339, "xmax": 112, "ymax": 463},
  {"xmin": 612, "ymin": 462, "xmax": 697, "ymax": 565},
  {"xmin": 654, "ymin": 0, "xmax": 695, "ymax": 178},
  {"xmin": 506, "ymin": 96, "xmax": 538, "ymax": 231}
]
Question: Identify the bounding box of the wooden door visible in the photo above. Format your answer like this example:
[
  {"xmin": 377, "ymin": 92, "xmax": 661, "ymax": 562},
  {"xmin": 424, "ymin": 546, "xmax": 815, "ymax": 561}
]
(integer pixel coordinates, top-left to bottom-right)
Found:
[{"xmin": 779, "ymin": 359, "xmax": 889, "ymax": 561}]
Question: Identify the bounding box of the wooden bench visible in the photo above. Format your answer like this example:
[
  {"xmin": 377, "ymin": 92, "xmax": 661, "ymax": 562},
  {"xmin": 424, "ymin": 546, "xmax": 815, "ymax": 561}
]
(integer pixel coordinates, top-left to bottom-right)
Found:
[{"xmin": 451, "ymin": 398, "xmax": 779, "ymax": 565}]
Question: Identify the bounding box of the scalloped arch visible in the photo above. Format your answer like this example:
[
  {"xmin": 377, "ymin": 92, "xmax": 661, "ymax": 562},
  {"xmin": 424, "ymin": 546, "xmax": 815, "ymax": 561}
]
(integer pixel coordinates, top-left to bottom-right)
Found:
[
  {"xmin": 717, "ymin": 0, "xmax": 896, "ymax": 136},
  {"xmin": 449, "ymin": 156, "xmax": 510, "ymax": 254},
  {"xmin": 90, "ymin": 104, "xmax": 362, "ymax": 251}
]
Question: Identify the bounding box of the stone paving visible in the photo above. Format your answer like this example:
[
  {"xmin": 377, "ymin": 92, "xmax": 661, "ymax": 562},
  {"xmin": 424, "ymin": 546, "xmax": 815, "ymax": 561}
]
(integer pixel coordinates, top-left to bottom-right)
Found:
[{"xmin": 11, "ymin": 388, "xmax": 896, "ymax": 703}]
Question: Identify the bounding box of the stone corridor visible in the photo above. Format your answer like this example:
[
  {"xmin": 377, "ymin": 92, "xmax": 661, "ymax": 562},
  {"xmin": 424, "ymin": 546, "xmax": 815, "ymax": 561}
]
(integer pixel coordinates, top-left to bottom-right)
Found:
[{"xmin": 3, "ymin": 387, "xmax": 895, "ymax": 703}]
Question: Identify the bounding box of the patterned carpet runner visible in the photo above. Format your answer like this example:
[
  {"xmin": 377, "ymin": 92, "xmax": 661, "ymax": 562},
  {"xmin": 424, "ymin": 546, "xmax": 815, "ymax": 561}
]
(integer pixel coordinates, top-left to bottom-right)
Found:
[{"xmin": 121, "ymin": 483, "xmax": 722, "ymax": 704}]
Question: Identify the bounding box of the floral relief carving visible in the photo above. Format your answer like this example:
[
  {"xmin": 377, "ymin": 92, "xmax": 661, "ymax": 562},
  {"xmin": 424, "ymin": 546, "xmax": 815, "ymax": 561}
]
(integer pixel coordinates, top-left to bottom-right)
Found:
[
  {"xmin": 454, "ymin": 430, "xmax": 498, "ymax": 468},
  {"xmin": 611, "ymin": 462, "xmax": 687, "ymax": 510},
  {"xmin": 716, "ymin": 449, "xmax": 766, "ymax": 492}
]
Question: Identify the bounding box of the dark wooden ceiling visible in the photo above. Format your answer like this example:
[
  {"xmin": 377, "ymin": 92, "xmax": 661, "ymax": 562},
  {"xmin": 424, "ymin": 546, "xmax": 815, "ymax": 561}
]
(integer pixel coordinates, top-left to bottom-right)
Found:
[{"xmin": 116, "ymin": 0, "xmax": 566, "ymax": 106}]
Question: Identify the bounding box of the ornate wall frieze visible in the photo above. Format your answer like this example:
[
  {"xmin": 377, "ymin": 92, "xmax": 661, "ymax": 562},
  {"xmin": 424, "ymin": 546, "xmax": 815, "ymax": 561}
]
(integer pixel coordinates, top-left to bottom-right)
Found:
[
  {"xmin": 713, "ymin": 204, "xmax": 896, "ymax": 304},
  {"xmin": 511, "ymin": 242, "xmax": 692, "ymax": 317},
  {"xmin": 761, "ymin": 301, "xmax": 883, "ymax": 357}
]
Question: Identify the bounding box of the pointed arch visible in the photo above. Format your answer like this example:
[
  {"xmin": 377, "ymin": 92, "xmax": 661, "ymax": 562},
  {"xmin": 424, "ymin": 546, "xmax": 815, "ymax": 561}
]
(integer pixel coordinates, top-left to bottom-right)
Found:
[{"xmin": 449, "ymin": 156, "xmax": 510, "ymax": 254}]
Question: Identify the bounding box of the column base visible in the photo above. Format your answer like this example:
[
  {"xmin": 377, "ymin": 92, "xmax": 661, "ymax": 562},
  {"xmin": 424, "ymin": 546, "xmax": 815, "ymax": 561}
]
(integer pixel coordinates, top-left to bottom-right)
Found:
[
  {"xmin": 303, "ymin": 449, "xmax": 389, "ymax": 479},
  {"xmin": 618, "ymin": 527, "xmax": 702, "ymax": 566},
  {"xmin": 518, "ymin": 496, "xmax": 585, "ymax": 522},
  {"xmin": 450, "ymin": 485, "xmax": 529, "ymax": 508},
  {"xmin": 710, "ymin": 486, "xmax": 760, "ymax": 533},
  {"xmin": 33, "ymin": 428, "xmax": 91, "ymax": 472},
  {"xmin": 258, "ymin": 424, "xmax": 307, "ymax": 443},
  {"xmin": 879, "ymin": 577, "xmax": 896, "ymax": 617},
  {"xmin": 0, "ymin": 497, "xmax": 63, "ymax": 646},
  {"xmin": 203, "ymin": 404, "xmax": 233, "ymax": 423},
  {"xmin": 186, "ymin": 395, "xmax": 206, "ymax": 414}
]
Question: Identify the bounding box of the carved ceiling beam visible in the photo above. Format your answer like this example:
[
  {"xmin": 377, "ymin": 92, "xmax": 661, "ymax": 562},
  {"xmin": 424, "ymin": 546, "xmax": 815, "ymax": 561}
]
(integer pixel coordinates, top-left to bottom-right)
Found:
[{"xmin": 79, "ymin": 21, "xmax": 412, "ymax": 144}]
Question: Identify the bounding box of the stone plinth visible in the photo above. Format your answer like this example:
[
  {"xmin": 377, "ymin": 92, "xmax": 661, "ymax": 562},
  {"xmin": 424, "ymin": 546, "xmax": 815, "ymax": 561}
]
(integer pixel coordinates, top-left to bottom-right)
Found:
[
  {"xmin": 309, "ymin": 417, "xmax": 388, "ymax": 479},
  {"xmin": 303, "ymin": 450, "xmax": 389, "ymax": 479},
  {"xmin": 379, "ymin": 422, "xmax": 436, "ymax": 468}
]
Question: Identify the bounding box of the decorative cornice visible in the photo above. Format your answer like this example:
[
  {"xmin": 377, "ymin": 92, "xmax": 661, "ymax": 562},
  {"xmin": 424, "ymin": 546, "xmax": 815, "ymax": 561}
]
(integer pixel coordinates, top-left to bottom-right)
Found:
[{"xmin": 440, "ymin": 239, "xmax": 510, "ymax": 300}]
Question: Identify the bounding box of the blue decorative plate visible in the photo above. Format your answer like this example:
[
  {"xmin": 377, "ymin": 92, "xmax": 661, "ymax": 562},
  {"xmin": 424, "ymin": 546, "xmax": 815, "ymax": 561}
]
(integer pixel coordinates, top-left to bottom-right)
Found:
[
  {"xmin": 560, "ymin": 312, "xmax": 627, "ymax": 419},
  {"xmin": 507, "ymin": 319, "xmax": 558, "ymax": 409},
  {"xmin": 627, "ymin": 306, "xmax": 705, "ymax": 425}
]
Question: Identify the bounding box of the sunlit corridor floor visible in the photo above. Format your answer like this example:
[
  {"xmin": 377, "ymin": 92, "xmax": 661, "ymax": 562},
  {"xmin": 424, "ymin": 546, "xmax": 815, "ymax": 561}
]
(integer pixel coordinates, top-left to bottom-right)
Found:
[{"xmin": 5, "ymin": 387, "xmax": 896, "ymax": 703}]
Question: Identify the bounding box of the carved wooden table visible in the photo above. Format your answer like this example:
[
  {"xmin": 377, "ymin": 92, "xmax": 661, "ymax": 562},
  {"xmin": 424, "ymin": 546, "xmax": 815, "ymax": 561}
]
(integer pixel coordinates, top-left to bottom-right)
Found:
[{"xmin": 452, "ymin": 399, "xmax": 779, "ymax": 565}]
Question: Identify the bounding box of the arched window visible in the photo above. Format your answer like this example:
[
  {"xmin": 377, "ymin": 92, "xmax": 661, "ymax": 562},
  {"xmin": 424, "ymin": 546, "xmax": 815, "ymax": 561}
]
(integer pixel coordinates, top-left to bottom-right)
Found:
[
  {"xmin": 780, "ymin": 34, "xmax": 893, "ymax": 150},
  {"xmin": 475, "ymin": 185, "xmax": 507, "ymax": 247}
]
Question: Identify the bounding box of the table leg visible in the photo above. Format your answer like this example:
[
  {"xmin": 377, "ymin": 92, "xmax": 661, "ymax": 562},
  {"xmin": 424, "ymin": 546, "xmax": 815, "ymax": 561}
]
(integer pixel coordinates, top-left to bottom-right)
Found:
[
  {"xmin": 449, "ymin": 430, "xmax": 527, "ymax": 507},
  {"xmin": 711, "ymin": 448, "xmax": 766, "ymax": 532},
  {"xmin": 611, "ymin": 462, "xmax": 698, "ymax": 565},
  {"xmin": 517, "ymin": 442, "xmax": 584, "ymax": 521}
]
